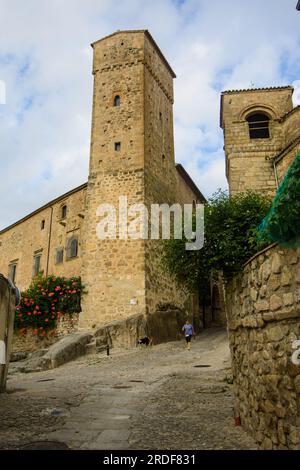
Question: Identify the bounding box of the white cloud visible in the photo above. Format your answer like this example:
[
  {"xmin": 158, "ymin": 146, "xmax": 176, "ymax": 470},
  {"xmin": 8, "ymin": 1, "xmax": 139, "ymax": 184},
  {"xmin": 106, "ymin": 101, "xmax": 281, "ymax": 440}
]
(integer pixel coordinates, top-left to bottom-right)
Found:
[{"xmin": 0, "ymin": 0, "xmax": 299, "ymax": 228}]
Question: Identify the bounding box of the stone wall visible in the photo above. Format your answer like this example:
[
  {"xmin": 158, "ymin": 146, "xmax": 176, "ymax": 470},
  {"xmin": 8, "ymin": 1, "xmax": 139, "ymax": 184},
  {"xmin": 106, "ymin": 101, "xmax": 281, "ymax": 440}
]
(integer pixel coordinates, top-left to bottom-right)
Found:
[
  {"xmin": 226, "ymin": 244, "xmax": 300, "ymax": 450},
  {"xmin": 93, "ymin": 308, "xmax": 192, "ymax": 349},
  {"xmin": 281, "ymin": 106, "xmax": 300, "ymax": 149},
  {"xmin": 12, "ymin": 313, "xmax": 79, "ymax": 355},
  {"xmin": 276, "ymin": 143, "xmax": 300, "ymax": 183}
]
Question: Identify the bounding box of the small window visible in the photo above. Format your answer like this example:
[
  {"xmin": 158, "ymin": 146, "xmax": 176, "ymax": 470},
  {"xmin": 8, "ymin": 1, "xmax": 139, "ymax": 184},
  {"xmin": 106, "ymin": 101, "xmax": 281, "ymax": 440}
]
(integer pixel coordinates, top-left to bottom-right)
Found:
[
  {"xmin": 41, "ymin": 220, "xmax": 45, "ymax": 230},
  {"xmin": 114, "ymin": 95, "xmax": 121, "ymax": 107},
  {"xmin": 115, "ymin": 142, "xmax": 121, "ymax": 152},
  {"xmin": 8, "ymin": 263, "xmax": 17, "ymax": 283},
  {"xmin": 162, "ymin": 154, "xmax": 166, "ymax": 164},
  {"xmin": 247, "ymin": 113, "xmax": 270, "ymax": 139},
  {"xmin": 56, "ymin": 248, "xmax": 64, "ymax": 264},
  {"xmin": 33, "ymin": 255, "xmax": 41, "ymax": 277},
  {"xmin": 67, "ymin": 237, "xmax": 78, "ymax": 259},
  {"xmin": 61, "ymin": 205, "xmax": 67, "ymax": 219}
]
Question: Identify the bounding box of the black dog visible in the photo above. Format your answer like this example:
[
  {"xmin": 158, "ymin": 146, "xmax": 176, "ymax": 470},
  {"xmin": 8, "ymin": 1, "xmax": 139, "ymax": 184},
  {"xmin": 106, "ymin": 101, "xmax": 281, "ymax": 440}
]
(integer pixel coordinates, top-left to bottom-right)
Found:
[{"xmin": 137, "ymin": 336, "xmax": 152, "ymax": 347}]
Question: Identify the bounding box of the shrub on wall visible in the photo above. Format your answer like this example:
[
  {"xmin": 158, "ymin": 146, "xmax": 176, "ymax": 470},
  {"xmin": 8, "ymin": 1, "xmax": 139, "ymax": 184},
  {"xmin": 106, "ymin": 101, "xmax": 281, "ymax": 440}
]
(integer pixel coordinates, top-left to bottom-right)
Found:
[
  {"xmin": 162, "ymin": 190, "xmax": 271, "ymax": 299},
  {"xmin": 15, "ymin": 275, "xmax": 83, "ymax": 335}
]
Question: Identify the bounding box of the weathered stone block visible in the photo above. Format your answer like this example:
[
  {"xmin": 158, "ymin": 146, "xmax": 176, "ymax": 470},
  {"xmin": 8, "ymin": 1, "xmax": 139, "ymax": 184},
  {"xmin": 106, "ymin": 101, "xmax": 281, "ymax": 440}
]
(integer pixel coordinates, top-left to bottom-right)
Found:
[
  {"xmin": 265, "ymin": 325, "xmax": 289, "ymax": 342},
  {"xmin": 255, "ymin": 300, "xmax": 270, "ymax": 312},
  {"xmin": 272, "ymin": 253, "xmax": 282, "ymax": 274},
  {"xmin": 294, "ymin": 375, "xmax": 300, "ymax": 394},
  {"xmin": 281, "ymin": 267, "xmax": 292, "ymax": 287},
  {"xmin": 270, "ymin": 294, "xmax": 283, "ymax": 311},
  {"xmin": 283, "ymin": 293, "xmax": 294, "ymax": 307}
]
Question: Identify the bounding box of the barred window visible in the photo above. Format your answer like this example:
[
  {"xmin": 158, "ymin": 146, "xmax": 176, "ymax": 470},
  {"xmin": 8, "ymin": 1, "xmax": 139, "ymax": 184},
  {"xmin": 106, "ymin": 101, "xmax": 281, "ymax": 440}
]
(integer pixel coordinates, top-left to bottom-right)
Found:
[{"xmin": 247, "ymin": 113, "xmax": 270, "ymax": 139}]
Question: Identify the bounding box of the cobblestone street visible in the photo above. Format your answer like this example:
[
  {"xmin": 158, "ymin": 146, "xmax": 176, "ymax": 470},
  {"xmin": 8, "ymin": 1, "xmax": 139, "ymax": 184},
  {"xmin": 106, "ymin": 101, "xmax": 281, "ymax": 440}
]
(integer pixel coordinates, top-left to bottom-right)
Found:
[{"xmin": 0, "ymin": 328, "xmax": 257, "ymax": 450}]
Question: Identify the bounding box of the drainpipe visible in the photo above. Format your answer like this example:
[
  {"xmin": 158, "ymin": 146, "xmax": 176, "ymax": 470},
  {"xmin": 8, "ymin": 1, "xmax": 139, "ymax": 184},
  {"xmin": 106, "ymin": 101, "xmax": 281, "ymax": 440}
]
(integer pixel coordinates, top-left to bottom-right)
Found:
[
  {"xmin": 273, "ymin": 159, "xmax": 279, "ymax": 189},
  {"xmin": 266, "ymin": 156, "xmax": 279, "ymax": 190},
  {"xmin": 46, "ymin": 206, "xmax": 53, "ymax": 276}
]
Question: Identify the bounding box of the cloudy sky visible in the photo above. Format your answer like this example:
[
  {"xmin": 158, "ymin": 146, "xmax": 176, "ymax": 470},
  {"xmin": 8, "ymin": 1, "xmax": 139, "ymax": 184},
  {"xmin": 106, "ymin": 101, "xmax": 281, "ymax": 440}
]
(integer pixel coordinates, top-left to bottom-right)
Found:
[{"xmin": 0, "ymin": 0, "xmax": 300, "ymax": 229}]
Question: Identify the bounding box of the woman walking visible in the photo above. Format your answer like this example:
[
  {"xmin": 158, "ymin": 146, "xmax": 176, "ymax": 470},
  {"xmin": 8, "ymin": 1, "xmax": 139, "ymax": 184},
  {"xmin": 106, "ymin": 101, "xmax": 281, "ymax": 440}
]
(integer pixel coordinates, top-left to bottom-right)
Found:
[{"xmin": 182, "ymin": 320, "xmax": 194, "ymax": 351}]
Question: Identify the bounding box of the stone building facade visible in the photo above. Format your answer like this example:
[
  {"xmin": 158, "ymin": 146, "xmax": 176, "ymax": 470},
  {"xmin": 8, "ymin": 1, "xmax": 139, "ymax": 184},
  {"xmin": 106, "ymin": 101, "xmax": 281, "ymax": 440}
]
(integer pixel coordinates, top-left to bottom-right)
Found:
[
  {"xmin": 0, "ymin": 184, "xmax": 87, "ymax": 292},
  {"xmin": 0, "ymin": 30, "xmax": 205, "ymax": 331},
  {"xmin": 221, "ymin": 86, "xmax": 300, "ymax": 195},
  {"xmin": 226, "ymin": 245, "xmax": 300, "ymax": 450}
]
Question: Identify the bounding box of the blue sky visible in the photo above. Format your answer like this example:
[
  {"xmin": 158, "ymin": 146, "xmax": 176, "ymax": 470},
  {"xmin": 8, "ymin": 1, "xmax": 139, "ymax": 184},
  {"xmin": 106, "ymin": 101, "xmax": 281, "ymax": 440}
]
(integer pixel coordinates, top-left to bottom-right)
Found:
[{"xmin": 0, "ymin": 0, "xmax": 300, "ymax": 229}]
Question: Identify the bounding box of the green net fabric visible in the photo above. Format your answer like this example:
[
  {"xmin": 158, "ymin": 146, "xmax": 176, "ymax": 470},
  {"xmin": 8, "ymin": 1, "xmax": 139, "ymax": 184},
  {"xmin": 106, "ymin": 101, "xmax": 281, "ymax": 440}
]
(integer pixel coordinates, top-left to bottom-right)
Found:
[{"xmin": 257, "ymin": 151, "xmax": 300, "ymax": 249}]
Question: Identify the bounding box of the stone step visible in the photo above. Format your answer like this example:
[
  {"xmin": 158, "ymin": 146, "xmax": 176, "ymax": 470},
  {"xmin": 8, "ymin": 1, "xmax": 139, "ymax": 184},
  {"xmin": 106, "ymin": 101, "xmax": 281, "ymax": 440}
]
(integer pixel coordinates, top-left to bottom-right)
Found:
[
  {"xmin": 97, "ymin": 344, "xmax": 109, "ymax": 354},
  {"xmin": 95, "ymin": 335, "xmax": 107, "ymax": 347},
  {"xmin": 85, "ymin": 341, "xmax": 97, "ymax": 355}
]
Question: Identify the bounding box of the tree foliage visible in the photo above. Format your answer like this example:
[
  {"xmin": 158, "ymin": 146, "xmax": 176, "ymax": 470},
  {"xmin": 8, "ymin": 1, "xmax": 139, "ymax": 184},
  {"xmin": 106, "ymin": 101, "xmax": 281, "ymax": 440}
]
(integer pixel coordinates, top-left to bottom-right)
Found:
[{"xmin": 162, "ymin": 190, "xmax": 271, "ymax": 302}]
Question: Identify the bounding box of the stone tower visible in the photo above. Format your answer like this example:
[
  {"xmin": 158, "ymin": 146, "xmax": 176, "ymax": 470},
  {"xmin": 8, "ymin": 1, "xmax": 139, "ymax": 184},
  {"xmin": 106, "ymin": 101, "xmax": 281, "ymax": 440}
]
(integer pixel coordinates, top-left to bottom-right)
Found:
[
  {"xmin": 220, "ymin": 87, "xmax": 294, "ymax": 195},
  {"xmin": 80, "ymin": 30, "xmax": 195, "ymax": 329}
]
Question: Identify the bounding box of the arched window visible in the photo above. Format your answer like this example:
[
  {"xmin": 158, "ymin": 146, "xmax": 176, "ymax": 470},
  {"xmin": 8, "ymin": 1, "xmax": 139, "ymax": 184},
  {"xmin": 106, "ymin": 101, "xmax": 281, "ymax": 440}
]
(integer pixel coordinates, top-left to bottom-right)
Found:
[
  {"xmin": 246, "ymin": 113, "xmax": 270, "ymax": 139},
  {"xmin": 67, "ymin": 237, "xmax": 78, "ymax": 259},
  {"xmin": 114, "ymin": 95, "xmax": 121, "ymax": 107}
]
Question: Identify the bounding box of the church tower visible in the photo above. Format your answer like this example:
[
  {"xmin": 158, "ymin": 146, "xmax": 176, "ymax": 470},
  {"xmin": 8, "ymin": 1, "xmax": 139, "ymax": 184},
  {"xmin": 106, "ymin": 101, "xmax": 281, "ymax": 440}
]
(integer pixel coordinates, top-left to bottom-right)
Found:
[
  {"xmin": 220, "ymin": 86, "xmax": 294, "ymax": 195},
  {"xmin": 80, "ymin": 30, "xmax": 194, "ymax": 330}
]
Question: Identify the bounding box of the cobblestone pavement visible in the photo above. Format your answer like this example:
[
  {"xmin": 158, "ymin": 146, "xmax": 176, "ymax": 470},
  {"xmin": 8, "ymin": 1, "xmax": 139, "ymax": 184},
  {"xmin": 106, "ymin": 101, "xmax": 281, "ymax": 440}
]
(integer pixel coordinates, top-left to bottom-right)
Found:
[{"xmin": 0, "ymin": 328, "xmax": 257, "ymax": 450}]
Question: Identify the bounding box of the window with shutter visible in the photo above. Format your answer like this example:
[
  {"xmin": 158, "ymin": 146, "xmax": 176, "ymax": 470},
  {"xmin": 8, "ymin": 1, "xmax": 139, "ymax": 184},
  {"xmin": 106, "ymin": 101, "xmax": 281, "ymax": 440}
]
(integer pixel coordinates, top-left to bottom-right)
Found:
[
  {"xmin": 66, "ymin": 237, "xmax": 78, "ymax": 259},
  {"xmin": 33, "ymin": 255, "xmax": 41, "ymax": 277},
  {"xmin": 8, "ymin": 263, "xmax": 17, "ymax": 283}
]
